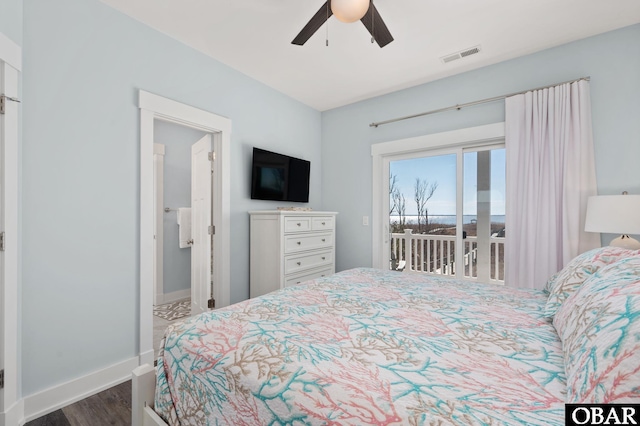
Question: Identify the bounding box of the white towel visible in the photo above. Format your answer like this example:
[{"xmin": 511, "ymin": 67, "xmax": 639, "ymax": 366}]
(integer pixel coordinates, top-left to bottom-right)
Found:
[{"xmin": 177, "ymin": 207, "xmax": 192, "ymax": 248}]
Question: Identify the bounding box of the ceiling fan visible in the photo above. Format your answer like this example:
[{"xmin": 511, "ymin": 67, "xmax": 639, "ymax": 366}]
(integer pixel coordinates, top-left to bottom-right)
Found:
[{"xmin": 292, "ymin": 0, "xmax": 394, "ymax": 48}]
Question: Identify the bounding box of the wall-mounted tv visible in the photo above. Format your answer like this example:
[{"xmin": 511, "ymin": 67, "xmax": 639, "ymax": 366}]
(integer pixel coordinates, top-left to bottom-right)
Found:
[{"xmin": 251, "ymin": 147, "xmax": 310, "ymax": 202}]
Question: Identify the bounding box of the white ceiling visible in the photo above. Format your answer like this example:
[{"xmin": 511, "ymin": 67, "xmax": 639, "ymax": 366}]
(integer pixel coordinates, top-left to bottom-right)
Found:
[{"xmin": 100, "ymin": 0, "xmax": 640, "ymax": 111}]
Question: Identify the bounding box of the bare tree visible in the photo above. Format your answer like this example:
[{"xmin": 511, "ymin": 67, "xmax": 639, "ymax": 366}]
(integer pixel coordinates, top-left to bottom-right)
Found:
[
  {"xmin": 414, "ymin": 178, "xmax": 438, "ymax": 233},
  {"xmin": 391, "ymin": 188, "xmax": 406, "ymax": 233},
  {"xmin": 389, "ymin": 174, "xmax": 398, "ymax": 215}
]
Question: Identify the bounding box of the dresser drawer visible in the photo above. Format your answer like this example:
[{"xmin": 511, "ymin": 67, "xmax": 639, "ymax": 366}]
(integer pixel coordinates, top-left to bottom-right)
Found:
[
  {"xmin": 285, "ymin": 250, "xmax": 333, "ymax": 275},
  {"xmin": 285, "ymin": 267, "xmax": 333, "ymax": 288},
  {"xmin": 284, "ymin": 232, "xmax": 333, "ymax": 254},
  {"xmin": 312, "ymin": 216, "xmax": 334, "ymax": 231},
  {"xmin": 284, "ymin": 216, "xmax": 311, "ymax": 233}
]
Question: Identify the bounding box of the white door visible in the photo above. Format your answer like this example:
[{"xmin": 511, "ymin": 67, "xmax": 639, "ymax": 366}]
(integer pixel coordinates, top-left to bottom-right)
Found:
[
  {"xmin": 0, "ymin": 64, "xmax": 5, "ymax": 410},
  {"xmin": 191, "ymin": 135, "xmax": 213, "ymax": 315},
  {"xmin": 0, "ymin": 48, "xmax": 20, "ymax": 419}
]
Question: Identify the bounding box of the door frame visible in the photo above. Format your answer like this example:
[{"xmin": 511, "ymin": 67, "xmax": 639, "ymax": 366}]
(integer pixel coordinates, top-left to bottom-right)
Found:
[
  {"xmin": 152, "ymin": 143, "xmax": 165, "ymax": 306},
  {"xmin": 139, "ymin": 91, "xmax": 231, "ymax": 366},
  {"xmin": 371, "ymin": 122, "xmax": 505, "ymax": 270},
  {"xmin": 0, "ymin": 31, "xmax": 21, "ymax": 425}
]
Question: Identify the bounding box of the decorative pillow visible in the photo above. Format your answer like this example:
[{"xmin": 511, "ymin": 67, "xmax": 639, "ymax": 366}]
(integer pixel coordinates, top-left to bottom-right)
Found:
[
  {"xmin": 553, "ymin": 256, "xmax": 640, "ymax": 403},
  {"xmin": 544, "ymin": 246, "xmax": 638, "ymax": 317}
]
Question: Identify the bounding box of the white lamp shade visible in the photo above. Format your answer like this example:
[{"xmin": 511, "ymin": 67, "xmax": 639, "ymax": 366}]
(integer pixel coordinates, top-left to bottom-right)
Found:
[
  {"xmin": 585, "ymin": 195, "xmax": 640, "ymax": 235},
  {"xmin": 331, "ymin": 0, "xmax": 370, "ymax": 23}
]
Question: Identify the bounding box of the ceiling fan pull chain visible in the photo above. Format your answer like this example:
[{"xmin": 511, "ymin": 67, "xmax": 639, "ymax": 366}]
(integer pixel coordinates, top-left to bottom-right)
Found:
[
  {"xmin": 371, "ymin": 0, "xmax": 375, "ymax": 44},
  {"xmin": 326, "ymin": 1, "xmax": 330, "ymax": 46}
]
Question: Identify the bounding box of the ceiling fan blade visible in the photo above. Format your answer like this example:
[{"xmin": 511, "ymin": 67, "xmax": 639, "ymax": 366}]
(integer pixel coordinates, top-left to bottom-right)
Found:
[
  {"xmin": 292, "ymin": 1, "xmax": 332, "ymax": 46},
  {"xmin": 360, "ymin": 3, "xmax": 394, "ymax": 48}
]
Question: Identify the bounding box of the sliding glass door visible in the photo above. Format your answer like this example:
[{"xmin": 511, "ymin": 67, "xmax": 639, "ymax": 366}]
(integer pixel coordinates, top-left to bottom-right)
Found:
[
  {"xmin": 389, "ymin": 152, "xmax": 457, "ymax": 275},
  {"xmin": 387, "ymin": 144, "xmax": 505, "ymax": 284}
]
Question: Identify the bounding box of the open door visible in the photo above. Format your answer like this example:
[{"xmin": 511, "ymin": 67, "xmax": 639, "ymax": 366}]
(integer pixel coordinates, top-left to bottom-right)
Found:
[{"xmin": 191, "ymin": 134, "xmax": 213, "ymax": 316}]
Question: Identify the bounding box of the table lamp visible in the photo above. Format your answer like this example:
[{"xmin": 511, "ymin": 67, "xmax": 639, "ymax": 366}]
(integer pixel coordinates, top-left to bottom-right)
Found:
[{"xmin": 585, "ymin": 192, "xmax": 640, "ymax": 249}]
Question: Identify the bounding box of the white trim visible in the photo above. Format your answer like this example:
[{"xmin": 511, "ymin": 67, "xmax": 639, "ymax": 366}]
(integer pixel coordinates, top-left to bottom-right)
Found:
[
  {"xmin": 23, "ymin": 357, "xmax": 139, "ymax": 423},
  {"xmin": 139, "ymin": 92, "xmax": 231, "ymax": 134},
  {"xmin": 371, "ymin": 122, "xmax": 505, "ymax": 157},
  {"xmin": 157, "ymin": 288, "xmax": 190, "ymax": 305},
  {"xmin": 0, "ymin": 33, "xmax": 21, "ymax": 72},
  {"xmin": 371, "ymin": 122, "xmax": 505, "ymax": 269},
  {"xmin": 0, "ymin": 399, "xmax": 23, "ymax": 426},
  {"xmin": 140, "ymin": 108, "xmax": 155, "ymax": 367},
  {"xmin": 153, "ymin": 143, "xmax": 165, "ymax": 306},
  {"xmin": 0, "ymin": 52, "xmax": 21, "ymax": 425},
  {"xmin": 139, "ymin": 90, "xmax": 231, "ymax": 367},
  {"xmin": 455, "ymin": 148, "xmax": 464, "ymax": 279}
]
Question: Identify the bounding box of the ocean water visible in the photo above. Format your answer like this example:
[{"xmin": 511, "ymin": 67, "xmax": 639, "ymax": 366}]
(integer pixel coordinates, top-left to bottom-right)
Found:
[{"xmin": 390, "ymin": 215, "xmax": 506, "ymax": 226}]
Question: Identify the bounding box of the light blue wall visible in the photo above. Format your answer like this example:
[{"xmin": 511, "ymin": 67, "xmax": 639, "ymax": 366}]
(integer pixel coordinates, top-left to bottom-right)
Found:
[
  {"xmin": 21, "ymin": 0, "xmax": 321, "ymax": 395},
  {"xmin": 14, "ymin": 0, "xmax": 639, "ymax": 401},
  {"xmin": 154, "ymin": 121, "xmax": 208, "ymax": 295},
  {"xmin": 0, "ymin": 0, "xmax": 22, "ymax": 45},
  {"xmin": 321, "ymin": 24, "xmax": 640, "ymax": 272}
]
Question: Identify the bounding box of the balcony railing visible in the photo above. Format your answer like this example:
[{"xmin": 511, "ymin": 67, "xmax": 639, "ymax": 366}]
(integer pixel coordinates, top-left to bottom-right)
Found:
[{"xmin": 390, "ymin": 229, "xmax": 505, "ymax": 283}]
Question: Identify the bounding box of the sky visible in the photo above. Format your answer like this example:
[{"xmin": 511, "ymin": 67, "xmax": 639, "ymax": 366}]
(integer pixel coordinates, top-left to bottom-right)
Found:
[{"xmin": 390, "ymin": 148, "xmax": 506, "ymax": 216}]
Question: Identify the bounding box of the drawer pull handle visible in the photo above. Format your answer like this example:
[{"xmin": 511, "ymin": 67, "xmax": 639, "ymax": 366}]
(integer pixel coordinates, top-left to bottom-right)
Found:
[
  {"xmin": 321, "ymin": 275, "xmax": 325, "ymax": 277},
  {"xmin": 297, "ymin": 223, "xmax": 301, "ymax": 227},
  {"xmin": 321, "ymin": 239, "xmax": 326, "ymax": 242},
  {"xmin": 297, "ymin": 242, "xmax": 301, "ymax": 245},
  {"xmin": 321, "ymin": 222, "xmax": 326, "ymax": 225},
  {"xmin": 296, "ymin": 281, "xmax": 301, "ymax": 284},
  {"xmin": 321, "ymin": 257, "xmax": 326, "ymax": 260},
  {"xmin": 297, "ymin": 262, "xmax": 301, "ymax": 266}
]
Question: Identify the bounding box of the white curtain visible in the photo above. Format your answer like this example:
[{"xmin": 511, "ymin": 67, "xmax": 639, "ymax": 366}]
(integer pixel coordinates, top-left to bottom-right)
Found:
[{"xmin": 504, "ymin": 80, "xmax": 600, "ymax": 289}]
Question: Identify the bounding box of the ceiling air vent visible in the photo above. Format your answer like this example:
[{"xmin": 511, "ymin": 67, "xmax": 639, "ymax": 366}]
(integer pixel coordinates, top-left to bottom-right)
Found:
[{"xmin": 440, "ymin": 45, "xmax": 482, "ymax": 64}]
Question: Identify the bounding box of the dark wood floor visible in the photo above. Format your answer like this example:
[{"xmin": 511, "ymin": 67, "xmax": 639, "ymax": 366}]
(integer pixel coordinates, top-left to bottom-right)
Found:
[{"xmin": 25, "ymin": 380, "xmax": 131, "ymax": 426}]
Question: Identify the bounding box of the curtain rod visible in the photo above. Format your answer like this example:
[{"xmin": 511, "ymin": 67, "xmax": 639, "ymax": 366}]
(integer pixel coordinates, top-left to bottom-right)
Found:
[{"xmin": 369, "ymin": 76, "xmax": 590, "ymax": 128}]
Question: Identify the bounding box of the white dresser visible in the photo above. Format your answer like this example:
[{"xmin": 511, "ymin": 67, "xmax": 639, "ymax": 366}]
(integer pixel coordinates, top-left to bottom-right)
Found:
[{"xmin": 249, "ymin": 210, "xmax": 338, "ymax": 298}]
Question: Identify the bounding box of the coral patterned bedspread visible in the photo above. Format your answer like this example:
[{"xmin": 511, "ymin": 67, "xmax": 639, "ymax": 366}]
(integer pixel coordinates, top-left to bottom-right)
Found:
[{"xmin": 155, "ymin": 268, "xmax": 566, "ymax": 425}]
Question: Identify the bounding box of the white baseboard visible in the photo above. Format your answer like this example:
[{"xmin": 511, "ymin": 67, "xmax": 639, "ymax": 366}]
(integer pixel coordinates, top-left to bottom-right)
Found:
[
  {"xmin": 22, "ymin": 357, "xmax": 139, "ymax": 423},
  {"xmin": 156, "ymin": 288, "xmax": 190, "ymax": 305},
  {"xmin": 0, "ymin": 398, "xmax": 24, "ymax": 426}
]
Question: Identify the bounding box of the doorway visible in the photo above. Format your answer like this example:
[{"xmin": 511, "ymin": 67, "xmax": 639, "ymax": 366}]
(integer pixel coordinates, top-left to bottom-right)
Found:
[
  {"xmin": 138, "ymin": 91, "xmax": 231, "ymax": 366},
  {"xmin": 152, "ymin": 122, "xmax": 212, "ymax": 356},
  {"xmin": 153, "ymin": 122, "xmax": 210, "ymax": 307}
]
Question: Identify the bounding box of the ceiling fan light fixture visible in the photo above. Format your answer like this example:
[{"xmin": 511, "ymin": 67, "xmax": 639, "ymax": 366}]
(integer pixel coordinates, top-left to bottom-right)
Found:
[{"xmin": 331, "ymin": 0, "xmax": 370, "ymax": 23}]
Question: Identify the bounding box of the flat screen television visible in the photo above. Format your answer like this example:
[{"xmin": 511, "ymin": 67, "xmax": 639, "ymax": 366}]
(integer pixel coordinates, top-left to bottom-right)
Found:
[{"xmin": 251, "ymin": 147, "xmax": 310, "ymax": 202}]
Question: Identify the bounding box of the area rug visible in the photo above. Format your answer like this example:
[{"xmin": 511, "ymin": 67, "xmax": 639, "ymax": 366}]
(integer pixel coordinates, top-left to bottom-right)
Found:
[{"xmin": 154, "ymin": 299, "xmax": 190, "ymax": 321}]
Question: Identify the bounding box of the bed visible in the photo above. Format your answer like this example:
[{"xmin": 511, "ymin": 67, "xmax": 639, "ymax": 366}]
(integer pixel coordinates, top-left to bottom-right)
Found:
[{"xmin": 132, "ymin": 247, "xmax": 640, "ymax": 425}]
